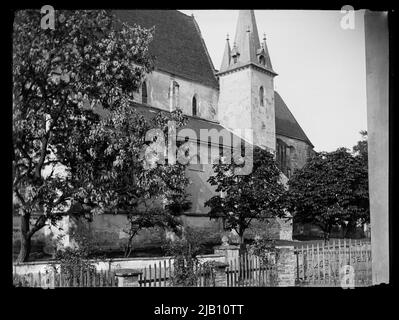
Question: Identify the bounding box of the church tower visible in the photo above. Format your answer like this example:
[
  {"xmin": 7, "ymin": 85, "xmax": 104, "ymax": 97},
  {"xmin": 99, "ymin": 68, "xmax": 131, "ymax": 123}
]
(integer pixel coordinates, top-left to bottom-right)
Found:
[{"xmin": 217, "ymin": 10, "xmax": 277, "ymax": 151}]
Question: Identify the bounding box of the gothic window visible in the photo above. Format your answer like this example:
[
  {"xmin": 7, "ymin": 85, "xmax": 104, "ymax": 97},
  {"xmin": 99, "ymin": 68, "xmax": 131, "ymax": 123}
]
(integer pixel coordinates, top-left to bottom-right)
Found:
[
  {"xmin": 276, "ymin": 139, "xmax": 288, "ymax": 175},
  {"xmin": 259, "ymin": 86, "xmax": 264, "ymax": 107},
  {"xmin": 192, "ymin": 95, "xmax": 198, "ymax": 116},
  {"xmin": 142, "ymin": 81, "xmax": 148, "ymax": 104},
  {"xmin": 170, "ymin": 80, "xmax": 180, "ymax": 111}
]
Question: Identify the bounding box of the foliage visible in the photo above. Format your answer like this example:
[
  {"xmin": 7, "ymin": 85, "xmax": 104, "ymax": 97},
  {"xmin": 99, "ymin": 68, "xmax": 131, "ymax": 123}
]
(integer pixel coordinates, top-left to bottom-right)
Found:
[
  {"xmin": 205, "ymin": 146, "xmax": 286, "ymax": 253},
  {"xmin": 353, "ymin": 130, "xmax": 368, "ymax": 161},
  {"xmin": 163, "ymin": 227, "xmax": 205, "ymax": 287},
  {"xmin": 52, "ymin": 233, "xmax": 103, "ymax": 285},
  {"xmin": 284, "ymin": 144, "xmax": 369, "ymax": 241},
  {"xmin": 13, "ymin": 9, "xmax": 190, "ymax": 261},
  {"xmin": 248, "ymin": 237, "xmax": 280, "ymax": 266},
  {"xmin": 248, "ymin": 237, "xmax": 279, "ymax": 286},
  {"xmin": 117, "ymin": 108, "xmax": 191, "ymax": 257}
]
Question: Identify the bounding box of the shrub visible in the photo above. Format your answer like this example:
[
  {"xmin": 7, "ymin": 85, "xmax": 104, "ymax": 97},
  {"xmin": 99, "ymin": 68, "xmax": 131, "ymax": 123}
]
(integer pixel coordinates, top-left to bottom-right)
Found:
[{"xmin": 163, "ymin": 227, "xmax": 207, "ymax": 287}]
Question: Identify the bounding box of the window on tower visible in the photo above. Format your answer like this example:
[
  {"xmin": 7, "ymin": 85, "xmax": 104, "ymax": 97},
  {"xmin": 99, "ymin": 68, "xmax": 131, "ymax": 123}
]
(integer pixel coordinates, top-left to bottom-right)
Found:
[
  {"xmin": 259, "ymin": 86, "xmax": 264, "ymax": 107},
  {"xmin": 142, "ymin": 81, "xmax": 148, "ymax": 104},
  {"xmin": 192, "ymin": 95, "xmax": 197, "ymax": 116}
]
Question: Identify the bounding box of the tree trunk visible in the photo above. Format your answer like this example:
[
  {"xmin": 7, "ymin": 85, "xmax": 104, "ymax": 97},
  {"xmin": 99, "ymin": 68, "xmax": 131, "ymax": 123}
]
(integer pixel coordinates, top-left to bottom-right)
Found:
[
  {"xmin": 323, "ymin": 224, "xmax": 332, "ymax": 245},
  {"xmin": 344, "ymin": 220, "xmax": 356, "ymax": 238},
  {"xmin": 17, "ymin": 214, "xmax": 31, "ymax": 263},
  {"xmin": 323, "ymin": 232, "xmax": 330, "ymax": 245},
  {"xmin": 238, "ymin": 231, "xmax": 246, "ymax": 255}
]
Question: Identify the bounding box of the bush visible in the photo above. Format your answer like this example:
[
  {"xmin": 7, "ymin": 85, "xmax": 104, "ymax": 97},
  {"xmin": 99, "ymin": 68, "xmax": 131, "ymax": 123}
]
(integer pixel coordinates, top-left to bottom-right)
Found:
[
  {"xmin": 163, "ymin": 227, "xmax": 207, "ymax": 287},
  {"xmin": 248, "ymin": 237, "xmax": 280, "ymax": 266},
  {"xmin": 53, "ymin": 234, "xmax": 99, "ymax": 285}
]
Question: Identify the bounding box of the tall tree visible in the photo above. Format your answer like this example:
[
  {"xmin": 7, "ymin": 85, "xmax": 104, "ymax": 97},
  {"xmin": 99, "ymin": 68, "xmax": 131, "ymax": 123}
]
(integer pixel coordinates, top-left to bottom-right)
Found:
[
  {"xmin": 285, "ymin": 147, "xmax": 369, "ymax": 242},
  {"xmin": 12, "ymin": 9, "xmax": 189, "ymax": 261},
  {"xmin": 205, "ymin": 146, "xmax": 286, "ymax": 254}
]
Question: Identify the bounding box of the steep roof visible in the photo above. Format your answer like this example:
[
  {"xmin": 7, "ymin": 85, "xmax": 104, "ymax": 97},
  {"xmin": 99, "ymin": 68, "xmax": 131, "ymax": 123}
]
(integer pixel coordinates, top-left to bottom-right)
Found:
[
  {"xmin": 93, "ymin": 99, "xmax": 312, "ymax": 148},
  {"xmin": 113, "ymin": 10, "xmax": 218, "ymax": 89},
  {"xmin": 131, "ymin": 103, "xmax": 241, "ymax": 146},
  {"xmin": 274, "ymin": 92, "xmax": 313, "ymax": 147}
]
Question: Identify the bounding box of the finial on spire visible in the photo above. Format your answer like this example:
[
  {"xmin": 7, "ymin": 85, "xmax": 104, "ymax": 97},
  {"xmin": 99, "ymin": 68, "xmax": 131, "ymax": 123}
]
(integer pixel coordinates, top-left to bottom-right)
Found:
[
  {"xmin": 226, "ymin": 33, "xmax": 229, "ymax": 41},
  {"xmin": 263, "ymin": 33, "xmax": 266, "ymax": 41}
]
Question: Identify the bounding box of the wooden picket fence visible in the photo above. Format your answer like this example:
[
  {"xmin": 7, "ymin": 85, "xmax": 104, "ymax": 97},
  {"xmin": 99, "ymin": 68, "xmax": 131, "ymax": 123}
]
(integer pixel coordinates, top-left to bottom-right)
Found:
[
  {"xmin": 226, "ymin": 253, "xmax": 277, "ymax": 287},
  {"xmin": 139, "ymin": 259, "xmax": 173, "ymax": 287},
  {"xmin": 14, "ymin": 254, "xmax": 278, "ymax": 288},
  {"xmin": 138, "ymin": 254, "xmax": 277, "ymax": 287},
  {"xmin": 294, "ymin": 239, "xmax": 372, "ymax": 287},
  {"xmin": 138, "ymin": 259, "xmax": 219, "ymax": 287},
  {"xmin": 13, "ymin": 267, "xmax": 117, "ymax": 288}
]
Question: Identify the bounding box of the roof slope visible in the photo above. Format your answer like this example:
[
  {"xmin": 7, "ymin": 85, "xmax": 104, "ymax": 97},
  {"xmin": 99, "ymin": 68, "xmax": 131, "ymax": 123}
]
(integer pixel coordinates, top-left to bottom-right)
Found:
[
  {"xmin": 94, "ymin": 99, "xmax": 312, "ymax": 148},
  {"xmin": 131, "ymin": 103, "xmax": 241, "ymax": 146},
  {"xmin": 113, "ymin": 10, "xmax": 218, "ymax": 89},
  {"xmin": 275, "ymin": 91, "xmax": 313, "ymax": 147}
]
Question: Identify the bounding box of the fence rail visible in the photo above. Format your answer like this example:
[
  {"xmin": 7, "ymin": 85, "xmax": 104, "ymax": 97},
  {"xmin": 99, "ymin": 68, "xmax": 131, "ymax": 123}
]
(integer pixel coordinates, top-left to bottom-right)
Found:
[
  {"xmin": 14, "ymin": 253, "xmax": 278, "ymax": 287},
  {"xmin": 13, "ymin": 267, "xmax": 117, "ymax": 287},
  {"xmin": 14, "ymin": 240, "xmax": 371, "ymax": 287},
  {"xmin": 226, "ymin": 254, "xmax": 277, "ymax": 287},
  {"xmin": 294, "ymin": 239, "xmax": 372, "ymax": 287}
]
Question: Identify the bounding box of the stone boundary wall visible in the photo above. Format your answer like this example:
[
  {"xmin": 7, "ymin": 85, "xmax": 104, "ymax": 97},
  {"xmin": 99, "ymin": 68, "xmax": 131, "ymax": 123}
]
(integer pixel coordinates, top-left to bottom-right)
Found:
[{"xmin": 13, "ymin": 254, "xmax": 225, "ymax": 276}]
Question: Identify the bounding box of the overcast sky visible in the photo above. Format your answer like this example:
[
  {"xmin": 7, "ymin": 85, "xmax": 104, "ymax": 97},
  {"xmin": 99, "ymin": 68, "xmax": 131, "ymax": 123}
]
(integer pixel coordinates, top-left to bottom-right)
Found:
[{"xmin": 180, "ymin": 10, "xmax": 367, "ymax": 152}]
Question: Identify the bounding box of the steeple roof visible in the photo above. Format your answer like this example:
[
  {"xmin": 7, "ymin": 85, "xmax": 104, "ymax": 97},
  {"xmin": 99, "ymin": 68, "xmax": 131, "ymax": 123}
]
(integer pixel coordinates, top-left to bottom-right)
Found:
[
  {"xmin": 218, "ymin": 10, "xmax": 276, "ymax": 75},
  {"xmin": 220, "ymin": 35, "xmax": 231, "ymax": 71},
  {"xmin": 233, "ymin": 10, "xmax": 261, "ymax": 63}
]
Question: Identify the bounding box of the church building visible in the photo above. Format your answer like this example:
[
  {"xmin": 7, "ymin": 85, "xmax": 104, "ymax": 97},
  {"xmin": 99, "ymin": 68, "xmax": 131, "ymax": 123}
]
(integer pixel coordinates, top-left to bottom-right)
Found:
[{"xmin": 39, "ymin": 10, "xmax": 314, "ymax": 253}]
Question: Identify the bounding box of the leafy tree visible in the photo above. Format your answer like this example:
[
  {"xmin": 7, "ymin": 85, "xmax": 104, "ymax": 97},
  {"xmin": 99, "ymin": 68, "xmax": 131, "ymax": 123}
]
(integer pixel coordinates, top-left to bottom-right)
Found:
[
  {"xmin": 285, "ymin": 147, "xmax": 369, "ymax": 242},
  {"xmin": 205, "ymin": 146, "xmax": 286, "ymax": 254},
  {"xmin": 111, "ymin": 108, "xmax": 191, "ymax": 257},
  {"xmin": 12, "ymin": 9, "xmax": 190, "ymax": 262},
  {"xmin": 353, "ymin": 130, "xmax": 368, "ymax": 166}
]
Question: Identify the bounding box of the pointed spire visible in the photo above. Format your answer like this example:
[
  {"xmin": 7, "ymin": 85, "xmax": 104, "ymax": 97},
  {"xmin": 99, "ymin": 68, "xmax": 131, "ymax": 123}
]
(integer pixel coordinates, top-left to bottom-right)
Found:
[
  {"xmin": 232, "ymin": 10, "xmax": 261, "ymax": 65},
  {"xmin": 217, "ymin": 10, "xmax": 276, "ymax": 75},
  {"xmin": 220, "ymin": 35, "xmax": 231, "ymax": 72},
  {"xmin": 261, "ymin": 33, "xmax": 273, "ymax": 70}
]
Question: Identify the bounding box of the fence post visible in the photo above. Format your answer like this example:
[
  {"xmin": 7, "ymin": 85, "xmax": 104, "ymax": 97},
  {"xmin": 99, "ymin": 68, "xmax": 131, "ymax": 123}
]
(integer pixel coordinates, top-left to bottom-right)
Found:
[
  {"xmin": 212, "ymin": 261, "xmax": 229, "ymax": 287},
  {"xmin": 295, "ymin": 250, "xmax": 299, "ymax": 284},
  {"xmin": 114, "ymin": 269, "xmax": 143, "ymax": 287},
  {"xmin": 275, "ymin": 246, "xmax": 296, "ymax": 287},
  {"xmin": 214, "ymin": 244, "xmax": 240, "ymax": 264}
]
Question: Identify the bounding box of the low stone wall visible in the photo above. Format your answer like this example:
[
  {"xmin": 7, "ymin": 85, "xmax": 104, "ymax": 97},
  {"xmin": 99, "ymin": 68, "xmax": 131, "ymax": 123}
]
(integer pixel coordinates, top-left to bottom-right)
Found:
[{"xmin": 13, "ymin": 254, "xmax": 225, "ymax": 276}]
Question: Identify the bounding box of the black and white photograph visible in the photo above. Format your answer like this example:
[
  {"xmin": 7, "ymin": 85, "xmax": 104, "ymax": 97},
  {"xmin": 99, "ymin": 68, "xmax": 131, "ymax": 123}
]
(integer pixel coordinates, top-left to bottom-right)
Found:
[{"xmin": 11, "ymin": 7, "xmax": 391, "ymax": 293}]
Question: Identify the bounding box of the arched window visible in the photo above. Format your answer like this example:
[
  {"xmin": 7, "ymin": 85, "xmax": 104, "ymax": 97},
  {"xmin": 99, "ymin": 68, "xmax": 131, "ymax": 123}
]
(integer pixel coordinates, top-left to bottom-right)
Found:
[
  {"xmin": 259, "ymin": 86, "xmax": 264, "ymax": 107},
  {"xmin": 192, "ymin": 95, "xmax": 197, "ymax": 116},
  {"xmin": 170, "ymin": 80, "xmax": 180, "ymax": 111},
  {"xmin": 276, "ymin": 138, "xmax": 288, "ymax": 175},
  {"xmin": 142, "ymin": 81, "xmax": 148, "ymax": 104},
  {"xmin": 259, "ymin": 55, "xmax": 265, "ymax": 65}
]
